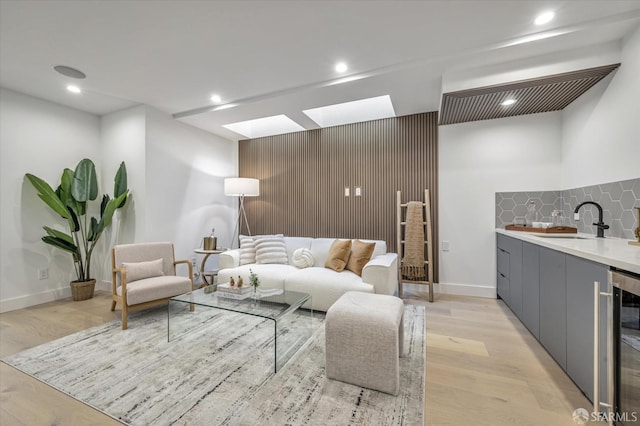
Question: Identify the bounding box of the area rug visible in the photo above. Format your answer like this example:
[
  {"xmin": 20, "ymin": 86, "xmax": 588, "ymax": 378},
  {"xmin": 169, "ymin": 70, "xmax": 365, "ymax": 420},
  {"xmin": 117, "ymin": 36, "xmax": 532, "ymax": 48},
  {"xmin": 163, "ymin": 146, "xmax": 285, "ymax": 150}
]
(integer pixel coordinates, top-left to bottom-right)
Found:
[{"xmin": 2, "ymin": 304, "xmax": 425, "ymax": 425}]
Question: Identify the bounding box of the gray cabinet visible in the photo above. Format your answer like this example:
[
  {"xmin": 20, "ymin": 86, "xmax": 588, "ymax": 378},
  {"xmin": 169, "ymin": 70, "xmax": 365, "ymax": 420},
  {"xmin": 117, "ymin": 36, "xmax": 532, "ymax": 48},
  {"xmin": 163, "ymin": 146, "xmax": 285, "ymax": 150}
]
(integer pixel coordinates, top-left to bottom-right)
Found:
[
  {"xmin": 507, "ymin": 240, "xmax": 523, "ymax": 318},
  {"xmin": 496, "ymin": 234, "xmax": 522, "ymax": 315},
  {"xmin": 566, "ymin": 254, "xmax": 608, "ymax": 401},
  {"xmin": 497, "ymin": 235, "xmax": 510, "ymax": 304},
  {"xmin": 521, "ymin": 242, "xmax": 540, "ymax": 339},
  {"xmin": 496, "ymin": 232, "xmax": 610, "ymax": 402},
  {"xmin": 539, "ymin": 246, "xmax": 567, "ymax": 370}
]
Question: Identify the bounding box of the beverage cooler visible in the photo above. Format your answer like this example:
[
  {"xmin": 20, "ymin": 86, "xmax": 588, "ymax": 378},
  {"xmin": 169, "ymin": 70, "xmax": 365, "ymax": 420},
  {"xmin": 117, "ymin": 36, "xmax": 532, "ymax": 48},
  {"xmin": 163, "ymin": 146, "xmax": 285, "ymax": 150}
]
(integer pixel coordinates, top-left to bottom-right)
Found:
[{"xmin": 596, "ymin": 269, "xmax": 640, "ymax": 425}]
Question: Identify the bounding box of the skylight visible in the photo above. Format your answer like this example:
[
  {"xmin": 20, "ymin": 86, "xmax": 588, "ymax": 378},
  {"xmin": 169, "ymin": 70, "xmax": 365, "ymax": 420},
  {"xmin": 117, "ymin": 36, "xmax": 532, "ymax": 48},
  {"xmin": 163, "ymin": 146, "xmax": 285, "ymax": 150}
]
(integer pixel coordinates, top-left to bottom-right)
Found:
[
  {"xmin": 222, "ymin": 114, "xmax": 305, "ymax": 139},
  {"xmin": 303, "ymin": 95, "xmax": 396, "ymax": 128}
]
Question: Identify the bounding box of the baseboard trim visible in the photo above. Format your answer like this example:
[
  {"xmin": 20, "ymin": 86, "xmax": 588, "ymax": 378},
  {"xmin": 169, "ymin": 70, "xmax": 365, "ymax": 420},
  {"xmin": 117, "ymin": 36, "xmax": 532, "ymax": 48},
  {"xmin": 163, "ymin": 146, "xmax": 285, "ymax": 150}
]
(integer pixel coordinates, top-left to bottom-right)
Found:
[
  {"xmin": 435, "ymin": 282, "xmax": 496, "ymax": 299},
  {"xmin": 0, "ymin": 280, "xmax": 111, "ymax": 313}
]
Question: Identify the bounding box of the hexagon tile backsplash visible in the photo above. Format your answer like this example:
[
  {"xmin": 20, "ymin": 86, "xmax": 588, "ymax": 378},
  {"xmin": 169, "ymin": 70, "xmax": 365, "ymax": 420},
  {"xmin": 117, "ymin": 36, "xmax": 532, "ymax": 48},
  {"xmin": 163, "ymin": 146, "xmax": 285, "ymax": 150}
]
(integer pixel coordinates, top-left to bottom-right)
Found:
[{"xmin": 496, "ymin": 178, "xmax": 640, "ymax": 239}]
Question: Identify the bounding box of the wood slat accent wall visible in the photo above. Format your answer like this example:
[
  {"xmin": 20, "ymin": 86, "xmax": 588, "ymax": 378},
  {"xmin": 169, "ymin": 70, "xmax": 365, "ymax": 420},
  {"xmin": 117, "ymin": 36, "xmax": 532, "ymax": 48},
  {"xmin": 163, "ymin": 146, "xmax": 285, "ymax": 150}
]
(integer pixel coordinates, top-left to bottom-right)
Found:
[{"xmin": 239, "ymin": 112, "xmax": 439, "ymax": 281}]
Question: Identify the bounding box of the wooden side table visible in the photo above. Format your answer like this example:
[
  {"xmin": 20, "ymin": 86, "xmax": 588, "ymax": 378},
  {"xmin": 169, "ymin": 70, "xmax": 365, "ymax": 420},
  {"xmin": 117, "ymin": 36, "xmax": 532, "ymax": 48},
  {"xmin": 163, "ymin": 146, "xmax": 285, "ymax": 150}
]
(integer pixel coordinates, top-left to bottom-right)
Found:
[{"xmin": 194, "ymin": 248, "xmax": 225, "ymax": 288}]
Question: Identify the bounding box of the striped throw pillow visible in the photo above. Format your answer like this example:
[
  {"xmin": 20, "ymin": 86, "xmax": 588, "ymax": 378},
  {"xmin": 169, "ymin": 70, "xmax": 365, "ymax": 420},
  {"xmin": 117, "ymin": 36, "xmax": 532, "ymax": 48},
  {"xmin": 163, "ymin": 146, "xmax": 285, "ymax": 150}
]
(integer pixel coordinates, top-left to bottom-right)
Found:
[
  {"xmin": 254, "ymin": 234, "xmax": 288, "ymax": 264},
  {"xmin": 239, "ymin": 235, "xmax": 256, "ymax": 265}
]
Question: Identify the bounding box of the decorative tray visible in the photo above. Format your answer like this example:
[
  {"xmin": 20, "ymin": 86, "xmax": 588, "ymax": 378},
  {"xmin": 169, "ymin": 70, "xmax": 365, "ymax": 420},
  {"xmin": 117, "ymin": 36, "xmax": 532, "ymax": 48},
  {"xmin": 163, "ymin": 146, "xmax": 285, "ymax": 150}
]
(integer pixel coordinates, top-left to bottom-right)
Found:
[{"xmin": 505, "ymin": 225, "xmax": 578, "ymax": 234}]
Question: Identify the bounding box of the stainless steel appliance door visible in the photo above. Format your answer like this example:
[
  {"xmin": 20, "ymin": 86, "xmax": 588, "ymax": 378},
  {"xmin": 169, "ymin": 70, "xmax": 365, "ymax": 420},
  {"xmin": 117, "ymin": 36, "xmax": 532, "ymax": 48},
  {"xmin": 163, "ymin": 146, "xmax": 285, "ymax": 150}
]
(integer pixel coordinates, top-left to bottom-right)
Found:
[{"xmin": 612, "ymin": 270, "xmax": 640, "ymax": 425}]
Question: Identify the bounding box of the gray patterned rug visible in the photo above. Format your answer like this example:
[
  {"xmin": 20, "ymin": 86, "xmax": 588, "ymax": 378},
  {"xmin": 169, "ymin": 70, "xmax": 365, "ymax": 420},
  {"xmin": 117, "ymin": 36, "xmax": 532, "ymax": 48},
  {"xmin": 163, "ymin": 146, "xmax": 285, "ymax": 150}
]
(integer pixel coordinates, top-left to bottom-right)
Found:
[{"xmin": 2, "ymin": 303, "xmax": 425, "ymax": 425}]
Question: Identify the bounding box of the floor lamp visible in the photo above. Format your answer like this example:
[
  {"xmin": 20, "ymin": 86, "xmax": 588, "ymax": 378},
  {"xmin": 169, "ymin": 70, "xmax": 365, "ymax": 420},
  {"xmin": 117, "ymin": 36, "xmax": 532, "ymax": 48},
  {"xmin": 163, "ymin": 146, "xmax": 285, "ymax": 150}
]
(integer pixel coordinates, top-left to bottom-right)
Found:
[{"xmin": 224, "ymin": 177, "xmax": 260, "ymax": 248}]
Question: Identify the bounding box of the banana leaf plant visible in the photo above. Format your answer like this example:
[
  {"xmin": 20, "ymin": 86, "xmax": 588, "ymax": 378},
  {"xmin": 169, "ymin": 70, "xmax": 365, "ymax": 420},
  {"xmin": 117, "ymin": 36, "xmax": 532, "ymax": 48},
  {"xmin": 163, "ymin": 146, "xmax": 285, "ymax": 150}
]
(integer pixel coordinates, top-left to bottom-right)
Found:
[{"xmin": 25, "ymin": 159, "xmax": 129, "ymax": 282}]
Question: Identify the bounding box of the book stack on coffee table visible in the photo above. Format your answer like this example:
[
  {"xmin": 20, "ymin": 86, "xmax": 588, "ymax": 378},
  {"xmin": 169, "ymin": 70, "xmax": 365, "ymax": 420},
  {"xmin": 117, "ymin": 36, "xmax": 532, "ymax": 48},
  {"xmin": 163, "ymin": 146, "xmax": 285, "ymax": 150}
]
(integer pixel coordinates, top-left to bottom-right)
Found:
[{"xmin": 216, "ymin": 282, "xmax": 252, "ymax": 300}]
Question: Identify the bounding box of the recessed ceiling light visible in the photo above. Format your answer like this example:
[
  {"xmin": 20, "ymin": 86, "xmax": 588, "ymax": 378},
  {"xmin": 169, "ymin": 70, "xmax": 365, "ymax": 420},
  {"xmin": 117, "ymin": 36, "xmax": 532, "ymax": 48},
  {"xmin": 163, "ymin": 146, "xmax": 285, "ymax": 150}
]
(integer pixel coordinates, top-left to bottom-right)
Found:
[
  {"xmin": 335, "ymin": 62, "xmax": 348, "ymax": 73},
  {"xmin": 66, "ymin": 85, "xmax": 82, "ymax": 94},
  {"xmin": 534, "ymin": 11, "xmax": 555, "ymax": 25},
  {"xmin": 303, "ymin": 95, "xmax": 396, "ymax": 128},
  {"xmin": 53, "ymin": 65, "xmax": 86, "ymax": 79},
  {"xmin": 501, "ymin": 99, "xmax": 516, "ymax": 106},
  {"xmin": 210, "ymin": 94, "xmax": 222, "ymax": 103},
  {"xmin": 222, "ymin": 114, "xmax": 305, "ymax": 138}
]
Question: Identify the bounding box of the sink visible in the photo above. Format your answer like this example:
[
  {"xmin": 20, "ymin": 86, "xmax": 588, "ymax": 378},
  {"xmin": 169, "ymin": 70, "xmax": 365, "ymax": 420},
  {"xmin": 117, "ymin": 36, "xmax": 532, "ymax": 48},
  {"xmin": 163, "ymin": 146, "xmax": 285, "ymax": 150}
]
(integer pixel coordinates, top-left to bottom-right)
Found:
[{"xmin": 535, "ymin": 235, "xmax": 590, "ymax": 240}]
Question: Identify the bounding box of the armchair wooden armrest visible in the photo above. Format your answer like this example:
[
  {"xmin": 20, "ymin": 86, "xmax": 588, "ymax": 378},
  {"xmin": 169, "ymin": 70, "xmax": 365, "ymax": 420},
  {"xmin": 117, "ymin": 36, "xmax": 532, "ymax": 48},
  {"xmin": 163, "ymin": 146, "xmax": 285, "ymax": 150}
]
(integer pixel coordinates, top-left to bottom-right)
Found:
[
  {"xmin": 174, "ymin": 259, "xmax": 193, "ymax": 282},
  {"xmin": 112, "ymin": 267, "xmax": 127, "ymax": 293}
]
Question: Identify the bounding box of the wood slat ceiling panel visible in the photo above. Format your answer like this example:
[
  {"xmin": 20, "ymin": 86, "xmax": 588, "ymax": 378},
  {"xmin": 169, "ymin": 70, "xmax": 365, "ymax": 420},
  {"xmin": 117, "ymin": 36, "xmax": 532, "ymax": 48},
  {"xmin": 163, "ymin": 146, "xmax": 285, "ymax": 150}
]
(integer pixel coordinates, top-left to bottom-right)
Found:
[{"xmin": 439, "ymin": 63, "xmax": 620, "ymax": 125}]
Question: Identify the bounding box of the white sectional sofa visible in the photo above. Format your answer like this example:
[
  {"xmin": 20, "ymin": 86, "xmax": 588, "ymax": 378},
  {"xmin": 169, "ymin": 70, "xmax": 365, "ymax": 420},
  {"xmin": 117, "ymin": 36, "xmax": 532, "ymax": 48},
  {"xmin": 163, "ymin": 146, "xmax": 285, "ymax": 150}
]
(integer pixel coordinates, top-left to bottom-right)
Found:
[{"xmin": 217, "ymin": 237, "xmax": 398, "ymax": 312}]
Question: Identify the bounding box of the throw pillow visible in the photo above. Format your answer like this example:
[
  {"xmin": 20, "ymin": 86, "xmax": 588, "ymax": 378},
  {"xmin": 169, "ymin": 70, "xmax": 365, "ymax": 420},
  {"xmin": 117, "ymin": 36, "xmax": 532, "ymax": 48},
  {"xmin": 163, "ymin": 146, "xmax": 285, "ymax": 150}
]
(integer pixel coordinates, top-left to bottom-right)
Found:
[
  {"xmin": 346, "ymin": 239, "xmax": 376, "ymax": 276},
  {"xmin": 292, "ymin": 248, "xmax": 314, "ymax": 268},
  {"xmin": 239, "ymin": 235, "xmax": 256, "ymax": 265},
  {"xmin": 254, "ymin": 234, "xmax": 288, "ymax": 264},
  {"xmin": 122, "ymin": 258, "xmax": 164, "ymax": 283},
  {"xmin": 324, "ymin": 239, "xmax": 352, "ymax": 272}
]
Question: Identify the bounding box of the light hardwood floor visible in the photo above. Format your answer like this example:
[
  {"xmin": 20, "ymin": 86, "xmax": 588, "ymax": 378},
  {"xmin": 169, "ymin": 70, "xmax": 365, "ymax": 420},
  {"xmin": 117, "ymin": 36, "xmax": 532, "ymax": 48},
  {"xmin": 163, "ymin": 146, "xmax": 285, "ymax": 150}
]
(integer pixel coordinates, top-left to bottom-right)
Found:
[{"xmin": 1, "ymin": 290, "xmax": 593, "ymax": 425}]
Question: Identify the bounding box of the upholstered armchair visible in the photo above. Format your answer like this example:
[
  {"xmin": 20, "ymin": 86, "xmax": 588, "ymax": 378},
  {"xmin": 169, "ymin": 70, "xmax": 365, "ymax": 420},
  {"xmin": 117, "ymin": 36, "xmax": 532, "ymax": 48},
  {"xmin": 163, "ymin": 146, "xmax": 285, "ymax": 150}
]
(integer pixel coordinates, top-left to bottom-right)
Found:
[{"xmin": 111, "ymin": 242, "xmax": 193, "ymax": 329}]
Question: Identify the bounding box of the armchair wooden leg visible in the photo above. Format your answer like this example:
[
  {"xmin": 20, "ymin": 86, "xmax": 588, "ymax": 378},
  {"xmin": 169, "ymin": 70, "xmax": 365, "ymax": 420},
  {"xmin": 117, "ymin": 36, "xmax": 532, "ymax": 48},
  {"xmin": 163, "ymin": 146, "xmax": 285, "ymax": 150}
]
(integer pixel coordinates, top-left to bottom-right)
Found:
[
  {"xmin": 190, "ymin": 303, "xmax": 195, "ymax": 312},
  {"xmin": 111, "ymin": 300, "xmax": 117, "ymax": 311}
]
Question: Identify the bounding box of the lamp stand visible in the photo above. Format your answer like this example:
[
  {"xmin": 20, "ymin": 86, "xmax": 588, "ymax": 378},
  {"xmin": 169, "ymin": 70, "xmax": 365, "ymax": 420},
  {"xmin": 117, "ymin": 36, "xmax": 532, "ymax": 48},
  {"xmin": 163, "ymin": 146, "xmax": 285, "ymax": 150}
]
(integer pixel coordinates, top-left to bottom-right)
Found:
[{"xmin": 231, "ymin": 194, "xmax": 252, "ymax": 248}]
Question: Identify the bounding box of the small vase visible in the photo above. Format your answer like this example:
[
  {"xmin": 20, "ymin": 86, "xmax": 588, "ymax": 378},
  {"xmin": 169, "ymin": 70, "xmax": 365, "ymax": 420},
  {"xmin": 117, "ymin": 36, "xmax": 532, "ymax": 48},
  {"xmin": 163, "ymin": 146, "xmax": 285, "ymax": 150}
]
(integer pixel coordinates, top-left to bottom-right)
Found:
[{"xmin": 252, "ymin": 286, "xmax": 259, "ymax": 300}]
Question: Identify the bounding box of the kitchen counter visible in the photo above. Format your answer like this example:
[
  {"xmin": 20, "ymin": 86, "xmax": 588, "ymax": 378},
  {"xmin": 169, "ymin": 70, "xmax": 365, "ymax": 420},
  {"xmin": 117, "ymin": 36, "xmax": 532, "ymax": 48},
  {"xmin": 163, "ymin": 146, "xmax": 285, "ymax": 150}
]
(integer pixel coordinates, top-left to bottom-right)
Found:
[{"xmin": 496, "ymin": 229, "xmax": 640, "ymax": 274}]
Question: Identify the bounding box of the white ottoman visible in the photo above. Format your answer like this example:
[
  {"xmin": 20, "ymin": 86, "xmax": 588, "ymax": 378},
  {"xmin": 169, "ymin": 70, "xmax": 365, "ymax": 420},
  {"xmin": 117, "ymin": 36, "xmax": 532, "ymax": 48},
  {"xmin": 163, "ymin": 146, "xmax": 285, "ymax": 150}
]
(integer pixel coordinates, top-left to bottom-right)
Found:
[{"xmin": 325, "ymin": 291, "xmax": 404, "ymax": 395}]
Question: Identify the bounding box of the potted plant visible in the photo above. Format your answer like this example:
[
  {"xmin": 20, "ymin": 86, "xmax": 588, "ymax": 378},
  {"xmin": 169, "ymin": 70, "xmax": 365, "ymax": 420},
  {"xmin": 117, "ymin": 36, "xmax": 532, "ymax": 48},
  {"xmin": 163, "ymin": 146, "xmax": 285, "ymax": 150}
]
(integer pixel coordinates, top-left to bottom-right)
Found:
[{"xmin": 25, "ymin": 158, "xmax": 129, "ymax": 301}]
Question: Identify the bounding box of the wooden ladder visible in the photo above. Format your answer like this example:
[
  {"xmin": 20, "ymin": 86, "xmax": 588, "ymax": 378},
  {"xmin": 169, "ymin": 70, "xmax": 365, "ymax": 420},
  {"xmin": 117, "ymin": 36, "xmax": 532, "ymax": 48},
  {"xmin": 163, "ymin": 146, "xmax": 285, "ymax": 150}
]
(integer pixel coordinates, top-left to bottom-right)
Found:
[{"xmin": 396, "ymin": 189, "xmax": 434, "ymax": 302}]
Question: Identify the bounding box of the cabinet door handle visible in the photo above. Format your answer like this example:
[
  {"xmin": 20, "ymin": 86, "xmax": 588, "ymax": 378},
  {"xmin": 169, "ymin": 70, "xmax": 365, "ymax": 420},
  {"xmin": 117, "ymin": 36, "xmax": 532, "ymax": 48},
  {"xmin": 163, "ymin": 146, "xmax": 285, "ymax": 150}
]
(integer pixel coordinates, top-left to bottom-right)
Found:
[{"xmin": 593, "ymin": 279, "xmax": 614, "ymax": 425}]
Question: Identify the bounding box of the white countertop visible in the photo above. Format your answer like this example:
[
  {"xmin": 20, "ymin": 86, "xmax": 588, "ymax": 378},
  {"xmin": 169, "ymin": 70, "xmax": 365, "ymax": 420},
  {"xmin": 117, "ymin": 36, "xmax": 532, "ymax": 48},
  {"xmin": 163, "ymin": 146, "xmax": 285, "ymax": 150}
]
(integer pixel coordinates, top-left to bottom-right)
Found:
[{"xmin": 496, "ymin": 229, "xmax": 640, "ymax": 274}]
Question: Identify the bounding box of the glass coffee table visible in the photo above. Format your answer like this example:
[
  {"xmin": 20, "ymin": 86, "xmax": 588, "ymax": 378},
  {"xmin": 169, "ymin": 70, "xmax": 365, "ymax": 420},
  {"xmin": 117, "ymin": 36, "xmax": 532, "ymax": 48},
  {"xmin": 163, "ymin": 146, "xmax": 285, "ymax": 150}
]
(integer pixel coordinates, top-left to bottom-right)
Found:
[{"xmin": 168, "ymin": 288, "xmax": 312, "ymax": 373}]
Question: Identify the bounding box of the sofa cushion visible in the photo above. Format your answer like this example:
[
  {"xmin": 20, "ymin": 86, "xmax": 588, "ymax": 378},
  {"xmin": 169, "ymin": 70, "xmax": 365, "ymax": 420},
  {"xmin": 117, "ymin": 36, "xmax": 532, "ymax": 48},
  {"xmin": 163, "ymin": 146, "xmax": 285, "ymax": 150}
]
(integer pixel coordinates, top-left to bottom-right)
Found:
[
  {"xmin": 346, "ymin": 240, "xmax": 376, "ymax": 276},
  {"xmin": 324, "ymin": 239, "xmax": 352, "ymax": 272},
  {"xmin": 309, "ymin": 238, "xmax": 337, "ymax": 267},
  {"xmin": 310, "ymin": 238, "xmax": 385, "ymax": 266},
  {"xmin": 284, "ymin": 237, "xmax": 313, "ymax": 266},
  {"xmin": 254, "ymin": 234, "xmax": 288, "ymax": 264},
  {"xmin": 239, "ymin": 235, "xmax": 256, "ymax": 265},
  {"xmin": 292, "ymin": 248, "xmax": 314, "ymax": 269},
  {"xmin": 285, "ymin": 267, "xmax": 374, "ymax": 311},
  {"xmin": 364, "ymin": 239, "xmax": 387, "ymax": 258},
  {"xmin": 117, "ymin": 275, "xmax": 191, "ymax": 306},
  {"xmin": 122, "ymin": 258, "xmax": 164, "ymax": 283}
]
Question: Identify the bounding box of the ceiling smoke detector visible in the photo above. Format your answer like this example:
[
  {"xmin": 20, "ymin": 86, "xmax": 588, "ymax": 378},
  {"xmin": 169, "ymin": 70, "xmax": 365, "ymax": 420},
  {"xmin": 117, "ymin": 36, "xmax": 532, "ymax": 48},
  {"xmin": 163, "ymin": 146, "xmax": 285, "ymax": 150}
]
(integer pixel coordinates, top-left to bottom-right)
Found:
[{"xmin": 53, "ymin": 65, "xmax": 86, "ymax": 79}]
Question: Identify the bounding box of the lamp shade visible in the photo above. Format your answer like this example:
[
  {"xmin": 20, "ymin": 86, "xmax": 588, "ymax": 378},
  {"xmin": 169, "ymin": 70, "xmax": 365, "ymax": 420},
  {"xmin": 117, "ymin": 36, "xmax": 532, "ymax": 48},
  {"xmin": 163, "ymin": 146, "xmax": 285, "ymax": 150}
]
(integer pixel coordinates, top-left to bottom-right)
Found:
[{"xmin": 224, "ymin": 177, "xmax": 259, "ymax": 197}]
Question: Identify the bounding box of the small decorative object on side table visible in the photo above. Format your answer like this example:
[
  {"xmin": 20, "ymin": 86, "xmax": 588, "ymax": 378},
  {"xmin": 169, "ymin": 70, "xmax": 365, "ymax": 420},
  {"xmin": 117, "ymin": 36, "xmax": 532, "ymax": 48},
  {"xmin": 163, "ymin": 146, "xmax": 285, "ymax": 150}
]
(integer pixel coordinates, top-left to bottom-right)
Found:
[
  {"xmin": 249, "ymin": 268, "xmax": 260, "ymax": 300},
  {"xmin": 630, "ymin": 207, "xmax": 640, "ymax": 247}
]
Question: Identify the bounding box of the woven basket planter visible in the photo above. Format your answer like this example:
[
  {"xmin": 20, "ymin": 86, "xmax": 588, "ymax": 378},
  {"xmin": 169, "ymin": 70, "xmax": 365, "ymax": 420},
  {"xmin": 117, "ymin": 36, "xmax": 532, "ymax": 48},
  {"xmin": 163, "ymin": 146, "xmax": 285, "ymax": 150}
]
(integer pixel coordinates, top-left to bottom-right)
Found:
[{"xmin": 70, "ymin": 279, "xmax": 96, "ymax": 301}]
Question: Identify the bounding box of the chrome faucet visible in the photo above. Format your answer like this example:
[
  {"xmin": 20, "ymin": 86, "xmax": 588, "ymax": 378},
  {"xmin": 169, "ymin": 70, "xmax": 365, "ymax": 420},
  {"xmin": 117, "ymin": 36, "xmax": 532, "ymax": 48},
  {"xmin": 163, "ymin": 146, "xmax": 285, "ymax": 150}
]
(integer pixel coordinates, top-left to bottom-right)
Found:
[{"xmin": 574, "ymin": 201, "xmax": 609, "ymax": 238}]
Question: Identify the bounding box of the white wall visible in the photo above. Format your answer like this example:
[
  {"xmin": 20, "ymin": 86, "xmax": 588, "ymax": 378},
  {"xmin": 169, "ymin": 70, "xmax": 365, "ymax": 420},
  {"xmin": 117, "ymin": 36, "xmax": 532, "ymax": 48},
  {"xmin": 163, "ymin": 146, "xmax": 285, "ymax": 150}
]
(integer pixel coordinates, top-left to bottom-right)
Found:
[
  {"xmin": 0, "ymin": 88, "xmax": 101, "ymax": 310},
  {"xmin": 0, "ymin": 92, "xmax": 237, "ymax": 312},
  {"xmin": 438, "ymin": 112, "xmax": 562, "ymax": 297},
  {"xmin": 97, "ymin": 105, "xmax": 147, "ymax": 284},
  {"xmin": 144, "ymin": 106, "xmax": 237, "ymax": 271},
  {"xmin": 561, "ymin": 25, "xmax": 640, "ymax": 189}
]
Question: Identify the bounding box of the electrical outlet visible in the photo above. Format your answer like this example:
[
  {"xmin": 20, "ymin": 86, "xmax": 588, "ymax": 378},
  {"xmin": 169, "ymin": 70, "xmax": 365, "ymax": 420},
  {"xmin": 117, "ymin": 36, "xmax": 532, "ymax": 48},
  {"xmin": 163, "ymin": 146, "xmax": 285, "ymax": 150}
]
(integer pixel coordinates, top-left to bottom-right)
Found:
[
  {"xmin": 442, "ymin": 241, "xmax": 450, "ymax": 252},
  {"xmin": 38, "ymin": 268, "xmax": 48, "ymax": 280},
  {"xmin": 344, "ymin": 187, "xmax": 350, "ymax": 197},
  {"xmin": 355, "ymin": 187, "xmax": 362, "ymax": 196}
]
